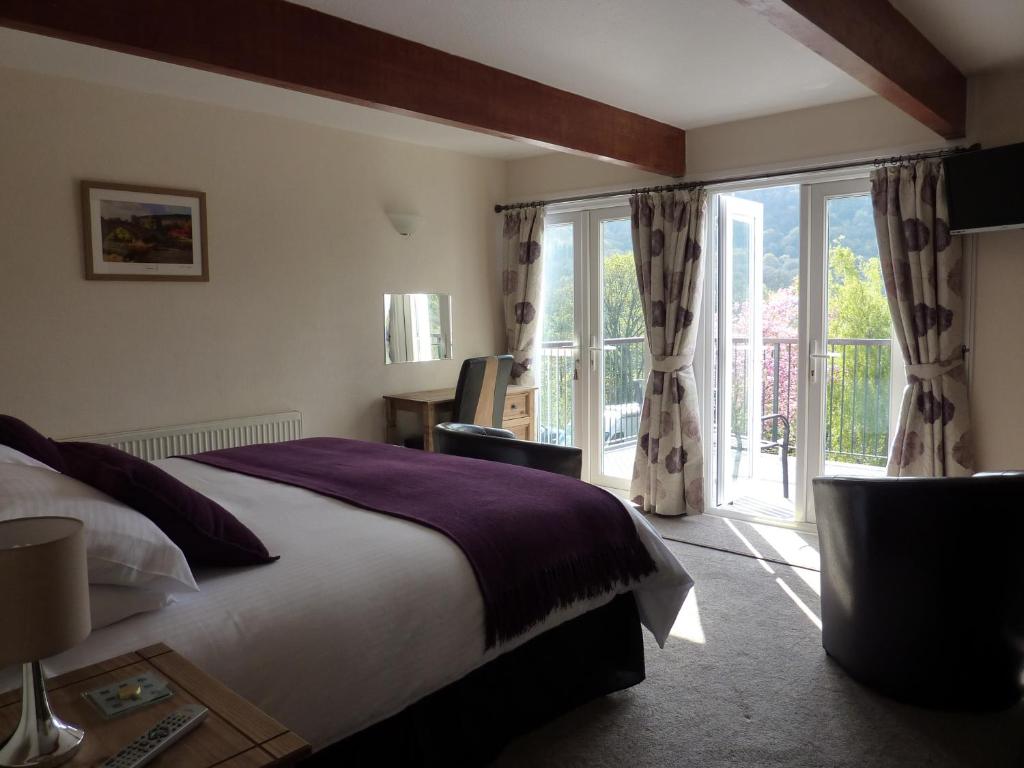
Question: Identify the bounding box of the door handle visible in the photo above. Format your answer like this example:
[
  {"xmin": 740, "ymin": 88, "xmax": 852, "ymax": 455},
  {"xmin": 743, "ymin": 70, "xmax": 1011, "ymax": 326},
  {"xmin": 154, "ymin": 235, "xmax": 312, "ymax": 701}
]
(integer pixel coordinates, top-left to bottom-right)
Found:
[
  {"xmin": 806, "ymin": 350, "xmax": 839, "ymax": 382},
  {"xmin": 809, "ymin": 343, "xmax": 839, "ymax": 382}
]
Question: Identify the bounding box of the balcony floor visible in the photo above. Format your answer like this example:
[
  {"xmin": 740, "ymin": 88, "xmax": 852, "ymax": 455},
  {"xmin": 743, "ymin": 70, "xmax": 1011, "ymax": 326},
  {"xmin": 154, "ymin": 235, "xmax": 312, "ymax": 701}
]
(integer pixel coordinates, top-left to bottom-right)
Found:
[
  {"xmin": 601, "ymin": 440, "xmax": 884, "ymax": 522},
  {"xmin": 723, "ymin": 451, "xmax": 884, "ymax": 521},
  {"xmin": 602, "ymin": 442, "xmax": 637, "ymax": 483}
]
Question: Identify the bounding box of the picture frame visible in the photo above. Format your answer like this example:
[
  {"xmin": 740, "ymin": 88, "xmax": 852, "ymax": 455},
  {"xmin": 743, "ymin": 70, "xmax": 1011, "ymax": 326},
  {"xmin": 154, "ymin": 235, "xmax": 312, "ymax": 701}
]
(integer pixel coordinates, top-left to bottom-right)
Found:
[{"xmin": 80, "ymin": 181, "xmax": 208, "ymax": 281}]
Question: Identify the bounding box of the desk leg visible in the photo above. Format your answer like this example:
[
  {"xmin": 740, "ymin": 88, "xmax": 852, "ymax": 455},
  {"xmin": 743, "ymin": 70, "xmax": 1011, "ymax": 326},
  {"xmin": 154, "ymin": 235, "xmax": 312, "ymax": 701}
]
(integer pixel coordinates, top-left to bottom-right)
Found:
[
  {"xmin": 385, "ymin": 401, "xmax": 398, "ymax": 445},
  {"xmin": 423, "ymin": 404, "xmax": 435, "ymax": 452}
]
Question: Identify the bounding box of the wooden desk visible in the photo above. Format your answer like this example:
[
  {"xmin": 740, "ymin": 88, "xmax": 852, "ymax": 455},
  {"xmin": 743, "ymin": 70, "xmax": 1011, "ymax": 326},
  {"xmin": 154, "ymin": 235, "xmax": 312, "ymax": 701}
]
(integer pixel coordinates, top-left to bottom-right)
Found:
[
  {"xmin": 384, "ymin": 385, "xmax": 537, "ymax": 450},
  {"xmin": 0, "ymin": 643, "xmax": 310, "ymax": 767}
]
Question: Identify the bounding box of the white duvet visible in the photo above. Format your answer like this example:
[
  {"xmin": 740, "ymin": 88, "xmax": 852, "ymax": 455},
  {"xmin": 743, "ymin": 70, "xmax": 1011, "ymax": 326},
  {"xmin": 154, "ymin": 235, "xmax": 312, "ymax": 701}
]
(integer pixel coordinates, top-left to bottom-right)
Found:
[{"xmin": 15, "ymin": 459, "xmax": 692, "ymax": 751}]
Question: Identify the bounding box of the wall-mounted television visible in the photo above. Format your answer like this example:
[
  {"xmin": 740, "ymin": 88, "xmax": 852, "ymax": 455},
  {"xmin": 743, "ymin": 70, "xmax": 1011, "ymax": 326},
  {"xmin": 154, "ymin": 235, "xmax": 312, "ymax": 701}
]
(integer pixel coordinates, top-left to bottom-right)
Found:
[{"xmin": 945, "ymin": 143, "xmax": 1024, "ymax": 234}]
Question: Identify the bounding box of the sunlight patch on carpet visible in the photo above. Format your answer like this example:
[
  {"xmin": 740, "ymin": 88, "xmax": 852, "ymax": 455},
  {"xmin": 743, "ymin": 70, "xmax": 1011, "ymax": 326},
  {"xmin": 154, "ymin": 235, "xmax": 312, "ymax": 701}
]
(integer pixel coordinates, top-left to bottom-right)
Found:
[
  {"xmin": 669, "ymin": 586, "xmax": 705, "ymax": 644},
  {"xmin": 749, "ymin": 522, "xmax": 821, "ymax": 577},
  {"xmin": 775, "ymin": 577, "xmax": 822, "ymax": 629},
  {"xmin": 723, "ymin": 518, "xmax": 776, "ymax": 574}
]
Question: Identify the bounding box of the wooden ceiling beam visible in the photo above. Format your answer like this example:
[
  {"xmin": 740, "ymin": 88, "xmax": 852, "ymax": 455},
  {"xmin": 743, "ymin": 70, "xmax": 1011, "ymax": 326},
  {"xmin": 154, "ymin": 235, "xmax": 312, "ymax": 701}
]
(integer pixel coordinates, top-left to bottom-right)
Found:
[
  {"xmin": 736, "ymin": 0, "xmax": 966, "ymax": 138},
  {"xmin": 0, "ymin": 0, "xmax": 686, "ymax": 176}
]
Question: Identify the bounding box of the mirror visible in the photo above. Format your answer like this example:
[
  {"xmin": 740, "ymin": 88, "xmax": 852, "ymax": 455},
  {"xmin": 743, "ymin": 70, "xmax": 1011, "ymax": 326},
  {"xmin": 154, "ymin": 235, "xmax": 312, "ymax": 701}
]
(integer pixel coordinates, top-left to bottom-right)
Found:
[{"xmin": 384, "ymin": 293, "xmax": 453, "ymax": 364}]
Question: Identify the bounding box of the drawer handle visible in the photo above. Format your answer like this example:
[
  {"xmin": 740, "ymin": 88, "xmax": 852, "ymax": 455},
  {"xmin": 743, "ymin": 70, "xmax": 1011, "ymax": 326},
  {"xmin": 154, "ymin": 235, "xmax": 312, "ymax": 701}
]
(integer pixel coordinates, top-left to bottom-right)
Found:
[{"xmin": 510, "ymin": 403, "xmax": 518, "ymax": 410}]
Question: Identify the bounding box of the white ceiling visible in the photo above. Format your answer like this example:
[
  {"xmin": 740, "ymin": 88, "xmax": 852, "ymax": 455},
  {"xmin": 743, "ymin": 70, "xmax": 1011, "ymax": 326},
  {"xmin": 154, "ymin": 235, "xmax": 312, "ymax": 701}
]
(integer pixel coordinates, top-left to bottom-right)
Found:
[
  {"xmin": 295, "ymin": 0, "xmax": 873, "ymax": 129},
  {"xmin": 891, "ymin": 0, "xmax": 1024, "ymax": 74},
  {"xmin": 1, "ymin": 1, "xmax": 1021, "ymax": 161}
]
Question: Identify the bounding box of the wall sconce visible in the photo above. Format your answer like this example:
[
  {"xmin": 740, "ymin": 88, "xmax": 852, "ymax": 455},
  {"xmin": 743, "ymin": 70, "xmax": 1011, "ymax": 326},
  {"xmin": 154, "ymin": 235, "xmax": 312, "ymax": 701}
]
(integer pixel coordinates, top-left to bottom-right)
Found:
[{"xmin": 386, "ymin": 212, "xmax": 421, "ymax": 238}]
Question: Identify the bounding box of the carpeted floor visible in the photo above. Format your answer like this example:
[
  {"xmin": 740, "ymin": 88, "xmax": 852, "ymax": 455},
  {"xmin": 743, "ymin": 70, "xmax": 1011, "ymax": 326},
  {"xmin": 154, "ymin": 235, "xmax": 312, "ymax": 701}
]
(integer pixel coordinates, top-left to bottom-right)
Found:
[
  {"xmin": 492, "ymin": 532, "xmax": 1024, "ymax": 768},
  {"xmin": 647, "ymin": 511, "xmax": 821, "ymax": 571}
]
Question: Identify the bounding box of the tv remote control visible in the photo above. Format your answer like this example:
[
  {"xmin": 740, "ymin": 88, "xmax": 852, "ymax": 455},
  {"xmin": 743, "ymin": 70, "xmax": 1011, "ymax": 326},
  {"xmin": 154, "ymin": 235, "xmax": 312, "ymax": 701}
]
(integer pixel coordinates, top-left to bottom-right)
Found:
[{"xmin": 101, "ymin": 704, "xmax": 208, "ymax": 768}]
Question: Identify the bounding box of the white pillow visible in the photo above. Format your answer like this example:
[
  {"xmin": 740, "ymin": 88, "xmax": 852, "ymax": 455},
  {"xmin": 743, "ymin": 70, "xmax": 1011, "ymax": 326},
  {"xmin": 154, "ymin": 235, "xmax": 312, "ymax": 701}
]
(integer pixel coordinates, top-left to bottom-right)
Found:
[
  {"xmin": 0, "ymin": 463, "xmax": 198, "ymax": 594},
  {"xmin": 90, "ymin": 585, "xmax": 174, "ymax": 630},
  {"xmin": 0, "ymin": 444, "xmax": 55, "ymax": 469}
]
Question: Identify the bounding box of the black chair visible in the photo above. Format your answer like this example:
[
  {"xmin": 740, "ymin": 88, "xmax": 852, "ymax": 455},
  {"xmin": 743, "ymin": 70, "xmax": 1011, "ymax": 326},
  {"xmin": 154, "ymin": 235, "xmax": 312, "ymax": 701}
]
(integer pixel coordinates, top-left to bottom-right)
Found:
[
  {"xmin": 434, "ymin": 423, "xmax": 583, "ymax": 479},
  {"xmin": 452, "ymin": 355, "xmax": 514, "ymax": 427},
  {"xmin": 761, "ymin": 413, "xmax": 791, "ymax": 498},
  {"xmin": 405, "ymin": 355, "xmax": 513, "ymax": 449},
  {"xmin": 813, "ymin": 473, "xmax": 1024, "ymax": 711}
]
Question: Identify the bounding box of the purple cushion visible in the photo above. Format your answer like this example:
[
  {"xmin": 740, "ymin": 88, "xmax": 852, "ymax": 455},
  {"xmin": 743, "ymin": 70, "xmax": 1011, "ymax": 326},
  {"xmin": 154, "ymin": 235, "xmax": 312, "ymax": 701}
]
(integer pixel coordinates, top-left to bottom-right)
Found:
[
  {"xmin": 58, "ymin": 441, "xmax": 276, "ymax": 567},
  {"xmin": 0, "ymin": 414, "xmax": 65, "ymax": 471}
]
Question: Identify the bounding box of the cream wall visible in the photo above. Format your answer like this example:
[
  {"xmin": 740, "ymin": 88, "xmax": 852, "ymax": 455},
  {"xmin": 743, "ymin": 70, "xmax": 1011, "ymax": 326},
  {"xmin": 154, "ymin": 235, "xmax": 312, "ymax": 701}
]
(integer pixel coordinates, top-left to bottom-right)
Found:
[
  {"xmin": 505, "ymin": 152, "xmax": 670, "ymax": 201},
  {"xmin": 0, "ymin": 66, "xmax": 506, "ymax": 440},
  {"xmin": 684, "ymin": 96, "xmax": 939, "ymax": 177},
  {"xmin": 503, "ymin": 95, "xmax": 940, "ymax": 201},
  {"xmin": 503, "ymin": 72, "xmax": 1024, "ymax": 470},
  {"xmin": 961, "ymin": 67, "xmax": 1024, "ymax": 470}
]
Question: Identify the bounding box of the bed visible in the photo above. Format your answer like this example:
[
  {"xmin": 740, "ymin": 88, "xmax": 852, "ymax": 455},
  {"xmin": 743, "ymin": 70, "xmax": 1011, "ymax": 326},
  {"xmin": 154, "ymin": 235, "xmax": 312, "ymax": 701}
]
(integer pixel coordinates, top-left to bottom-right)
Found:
[{"xmin": 0, "ymin": 414, "xmax": 692, "ymax": 764}]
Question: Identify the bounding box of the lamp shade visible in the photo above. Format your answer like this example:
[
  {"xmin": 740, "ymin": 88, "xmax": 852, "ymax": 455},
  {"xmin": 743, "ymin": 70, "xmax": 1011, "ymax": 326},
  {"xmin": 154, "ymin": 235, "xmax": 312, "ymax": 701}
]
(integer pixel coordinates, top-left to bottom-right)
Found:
[
  {"xmin": 0, "ymin": 517, "xmax": 90, "ymax": 666},
  {"xmin": 386, "ymin": 212, "xmax": 421, "ymax": 237}
]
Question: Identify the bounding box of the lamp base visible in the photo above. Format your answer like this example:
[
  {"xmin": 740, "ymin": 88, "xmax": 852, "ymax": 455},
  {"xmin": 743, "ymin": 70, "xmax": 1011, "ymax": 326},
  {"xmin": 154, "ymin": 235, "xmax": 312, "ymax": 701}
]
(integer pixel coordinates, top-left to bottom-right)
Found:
[{"xmin": 0, "ymin": 662, "xmax": 84, "ymax": 768}]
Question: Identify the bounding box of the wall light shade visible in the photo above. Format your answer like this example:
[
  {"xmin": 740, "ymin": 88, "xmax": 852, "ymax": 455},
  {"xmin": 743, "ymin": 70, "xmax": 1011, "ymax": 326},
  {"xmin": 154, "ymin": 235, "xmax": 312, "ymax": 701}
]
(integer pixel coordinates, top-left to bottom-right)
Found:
[{"xmin": 386, "ymin": 212, "xmax": 422, "ymax": 238}]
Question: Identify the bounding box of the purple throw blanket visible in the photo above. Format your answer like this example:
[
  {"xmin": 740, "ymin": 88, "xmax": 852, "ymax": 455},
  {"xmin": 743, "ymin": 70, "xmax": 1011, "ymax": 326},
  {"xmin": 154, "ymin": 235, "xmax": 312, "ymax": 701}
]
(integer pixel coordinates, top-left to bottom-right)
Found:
[{"xmin": 182, "ymin": 438, "xmax": 655, "ymax": 647}]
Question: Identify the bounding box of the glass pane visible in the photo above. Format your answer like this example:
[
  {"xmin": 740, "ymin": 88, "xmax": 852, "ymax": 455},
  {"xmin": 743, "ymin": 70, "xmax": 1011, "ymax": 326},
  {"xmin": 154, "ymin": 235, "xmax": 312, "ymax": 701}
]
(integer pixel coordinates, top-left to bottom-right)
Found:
[
  {"xmin": 599, "ymin": 218, "xmax": 645, "ymax": 481},
  {"xmin": 822, "ymin": 194, "xmax": 892, "ymax": 475},
  {"xmin": 716, "ymin": 186, "xmax": 799, "ymax": 521},
  {"xmin": 729, "ymin": 217, "xmax": 753, "ymax": 482},
  {"xmin": 539, "ymin": 222, "xmax": 575, "ymax": 446}
]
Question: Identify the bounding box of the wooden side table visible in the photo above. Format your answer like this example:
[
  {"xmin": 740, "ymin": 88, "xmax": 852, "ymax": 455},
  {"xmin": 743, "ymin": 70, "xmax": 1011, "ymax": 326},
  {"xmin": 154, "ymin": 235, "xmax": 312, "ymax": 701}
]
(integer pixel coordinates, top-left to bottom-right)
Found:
[{"xmin": 0, "ymin": 644, "xmax": 310, "ymax": 767}]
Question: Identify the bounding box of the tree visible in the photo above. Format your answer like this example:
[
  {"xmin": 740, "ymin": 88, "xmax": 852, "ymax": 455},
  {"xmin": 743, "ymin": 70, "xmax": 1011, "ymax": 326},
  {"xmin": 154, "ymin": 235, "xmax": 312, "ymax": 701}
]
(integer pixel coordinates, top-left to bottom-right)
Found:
[
  {"xmin": 602, "ymin": 251, "xmax": 645, "ymax": 339},
  {"xmin": 537, "ymin": 248, "xmax": 646, "ymax": 445},
  {"xmin": 827, "ymin": 240, "xmax": 890, "ymax": 339},
  {"xmin": 601, "ymin": 252, "xmax": 646, "ymax": 426},
  {"xmin": 542, "ymin": 273, "xmax": 574, "ymax": 341},
  {"xmin": 727, "ymin": 238, "xmax": 894, "ymax": 467},
  {"xmin": 824, "ymin": 239, "xmax": 892, "ymax": 466}
]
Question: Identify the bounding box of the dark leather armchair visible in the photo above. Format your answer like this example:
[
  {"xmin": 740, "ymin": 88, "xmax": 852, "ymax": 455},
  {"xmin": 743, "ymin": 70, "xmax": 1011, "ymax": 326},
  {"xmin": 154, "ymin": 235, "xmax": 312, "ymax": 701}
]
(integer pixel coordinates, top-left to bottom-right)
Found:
[
  {"xmin": 813, "ymin": 473, "xmax": 1024, "ymax": 710},
  {"xmin": 433, "ymin": 423, "xmax": 583, "ymax": 479}
]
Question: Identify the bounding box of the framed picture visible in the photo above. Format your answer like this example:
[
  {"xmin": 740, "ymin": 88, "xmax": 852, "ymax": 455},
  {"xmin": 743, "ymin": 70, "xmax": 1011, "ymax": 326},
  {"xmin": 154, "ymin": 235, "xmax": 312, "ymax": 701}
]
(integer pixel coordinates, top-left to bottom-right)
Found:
[{"xmin": 81, "ymin": 181, "xmax": 208, "ymax": 281}]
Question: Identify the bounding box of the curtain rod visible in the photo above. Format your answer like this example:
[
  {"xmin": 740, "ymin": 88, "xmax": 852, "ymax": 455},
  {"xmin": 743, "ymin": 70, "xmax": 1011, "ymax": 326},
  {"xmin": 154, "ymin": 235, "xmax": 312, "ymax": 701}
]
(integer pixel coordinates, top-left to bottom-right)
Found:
[{"xmin": 493, "ymin": 143, "xmax": 980, "ymax": 213}]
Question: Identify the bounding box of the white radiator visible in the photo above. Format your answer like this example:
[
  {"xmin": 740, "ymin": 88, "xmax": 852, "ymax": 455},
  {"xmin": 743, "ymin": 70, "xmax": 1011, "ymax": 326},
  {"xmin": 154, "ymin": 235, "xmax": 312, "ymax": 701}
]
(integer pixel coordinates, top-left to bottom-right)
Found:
[{"xmin": 71, "ymin": 411, "xmax": 303, "ymax": 461}]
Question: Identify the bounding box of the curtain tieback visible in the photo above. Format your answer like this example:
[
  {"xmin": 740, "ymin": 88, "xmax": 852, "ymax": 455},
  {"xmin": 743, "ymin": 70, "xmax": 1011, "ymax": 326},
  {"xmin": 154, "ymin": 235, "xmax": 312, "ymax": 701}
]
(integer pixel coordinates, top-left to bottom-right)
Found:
[
  {"xmin": 650, "ymin": 355, "xmax": 692, "ymax": 373},
  {"xmin": 905, "ymin": 357, "xmax": 964, "ymax": 381}
]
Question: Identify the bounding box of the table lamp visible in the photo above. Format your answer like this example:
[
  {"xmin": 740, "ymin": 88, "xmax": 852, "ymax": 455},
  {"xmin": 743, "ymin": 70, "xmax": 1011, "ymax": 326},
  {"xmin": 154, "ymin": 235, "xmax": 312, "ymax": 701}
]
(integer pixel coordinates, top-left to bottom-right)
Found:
[{"xmin": 0, "ymin": 517, "xmax": 91, "ymax": 767}]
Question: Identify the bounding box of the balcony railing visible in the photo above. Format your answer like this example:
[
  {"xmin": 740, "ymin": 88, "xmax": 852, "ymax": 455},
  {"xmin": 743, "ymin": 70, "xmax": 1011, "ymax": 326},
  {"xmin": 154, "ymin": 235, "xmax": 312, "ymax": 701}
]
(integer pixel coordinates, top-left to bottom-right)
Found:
[
  {"xmin": 539, "ymin": 340, "xmax": 575, "ymax": 446},
  {"xmin": 822, "ymin": 338, "xmax": 892, "ymax": 466},
  {"xmin": 733, "ymin": 337, "xmax": 891, "ymax": 467},
  {"xmin": 541, "ymin": 335, "xmax": 892, "ymax": 468},
  {"xmin": 539, "ymin": 337, "xmax": 646, "ymax": 447}
]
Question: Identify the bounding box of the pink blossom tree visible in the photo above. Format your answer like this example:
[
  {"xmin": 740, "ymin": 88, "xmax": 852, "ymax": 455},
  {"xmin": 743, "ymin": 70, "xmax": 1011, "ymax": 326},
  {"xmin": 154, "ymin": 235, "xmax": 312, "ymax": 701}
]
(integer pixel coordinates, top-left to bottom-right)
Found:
[{"xmin": 730, "ymin": 285, "xmax": 799, "ymax": 443}]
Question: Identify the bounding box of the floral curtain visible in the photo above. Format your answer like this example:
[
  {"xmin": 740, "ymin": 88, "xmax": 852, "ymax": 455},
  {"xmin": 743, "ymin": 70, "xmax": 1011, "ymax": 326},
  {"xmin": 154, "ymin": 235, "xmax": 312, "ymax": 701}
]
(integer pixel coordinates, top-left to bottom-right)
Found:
[
  {"xmin": 630, "ymin": 189, "xmax": 708, "ymax": 516},
  {"xmin": 501, "ymin": 206, "xmax": 545, "ymax": 385},
  {"xmin": 870, "ymin": 159, "xmax": 973, "ymax": 476}
]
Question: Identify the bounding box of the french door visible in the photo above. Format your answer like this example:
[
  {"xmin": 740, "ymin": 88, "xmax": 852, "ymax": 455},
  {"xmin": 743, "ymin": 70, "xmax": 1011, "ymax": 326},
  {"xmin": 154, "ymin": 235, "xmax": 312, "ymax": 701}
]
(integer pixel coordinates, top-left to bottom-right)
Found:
[
  {"xmin": 801, "ymin": 178, "xmax": 904, "ymax": 522},
  {"xmin": 538, "ymin": 206, "xmax": 648, "ymax": 489},
  {"xmin": 708, "ymin": 178, "xmax": 901, "ymax": 524},
  {"xmin": 716, "ymin": 195, "xmax": 767, "ymax": 512}
]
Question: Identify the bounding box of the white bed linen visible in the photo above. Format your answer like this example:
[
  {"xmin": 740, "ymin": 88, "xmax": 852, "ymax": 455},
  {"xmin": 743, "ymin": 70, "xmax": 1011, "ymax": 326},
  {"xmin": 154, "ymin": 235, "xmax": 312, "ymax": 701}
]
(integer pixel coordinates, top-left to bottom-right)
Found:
[{"xmin": 5, "ymin": 459, "xmax": 691, "ymax": 751}]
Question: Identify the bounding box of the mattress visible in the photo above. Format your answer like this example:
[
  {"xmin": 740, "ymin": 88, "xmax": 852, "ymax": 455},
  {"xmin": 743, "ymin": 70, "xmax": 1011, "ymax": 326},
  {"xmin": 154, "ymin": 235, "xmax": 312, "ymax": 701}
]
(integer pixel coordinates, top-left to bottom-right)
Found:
[{"xmin": 9, "ymin": 458, "xmax": 692, "ymax": 751}]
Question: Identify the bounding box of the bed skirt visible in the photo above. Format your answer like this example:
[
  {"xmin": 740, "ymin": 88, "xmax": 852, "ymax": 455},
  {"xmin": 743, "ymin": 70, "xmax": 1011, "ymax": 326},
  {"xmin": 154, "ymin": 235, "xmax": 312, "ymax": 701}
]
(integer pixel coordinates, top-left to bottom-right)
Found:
[{"xmin": 303, "ymin": 592, "xmax": 644, "ymax": 766}]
